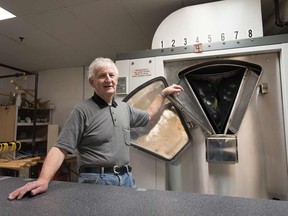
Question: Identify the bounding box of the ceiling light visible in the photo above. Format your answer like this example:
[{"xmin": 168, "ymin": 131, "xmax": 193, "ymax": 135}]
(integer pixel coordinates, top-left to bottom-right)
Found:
[{"xmin": 0, "ymin": 7, "xmax": 16, "ymax": 21}]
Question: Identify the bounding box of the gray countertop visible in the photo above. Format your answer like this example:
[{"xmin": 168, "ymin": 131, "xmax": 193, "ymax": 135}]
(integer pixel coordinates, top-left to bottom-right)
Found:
[{"xmin": 1, "ymin": 176, "xmax": 288, "ymax": 216}]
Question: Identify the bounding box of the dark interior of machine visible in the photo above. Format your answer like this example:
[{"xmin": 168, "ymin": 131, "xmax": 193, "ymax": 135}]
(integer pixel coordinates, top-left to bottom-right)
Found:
[{"xmin": 185, "ymin": 66, "xmax": 245, "ymax": 134}]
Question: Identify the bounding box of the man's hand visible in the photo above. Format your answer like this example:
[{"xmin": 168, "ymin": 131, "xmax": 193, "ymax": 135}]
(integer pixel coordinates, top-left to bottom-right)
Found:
[
  {"xmin": 8, "ymin": 147, "xmax": 67, "ymax": 200},
  {"xmin": 8, "ymin": 179, "xmax": 49, "ymax": 200},
  {"xmin": 161, "ymin": 84, "xmax": 184, "ymax": 97},
  {"xmin": 148, "ymin": 84, "xmax": 184, "ymax": 122}
]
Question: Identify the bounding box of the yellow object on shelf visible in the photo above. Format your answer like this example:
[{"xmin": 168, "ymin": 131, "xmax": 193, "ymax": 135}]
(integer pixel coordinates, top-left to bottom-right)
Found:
[{"xmin": 0, "ymin": 156, "xmax": 41, "ymax": 170}]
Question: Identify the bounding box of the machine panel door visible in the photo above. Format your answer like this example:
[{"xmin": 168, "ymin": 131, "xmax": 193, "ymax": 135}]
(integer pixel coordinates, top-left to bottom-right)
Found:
[{"xmin": 123, "ymin": 76, "xmax": 191, "ymax": 162}]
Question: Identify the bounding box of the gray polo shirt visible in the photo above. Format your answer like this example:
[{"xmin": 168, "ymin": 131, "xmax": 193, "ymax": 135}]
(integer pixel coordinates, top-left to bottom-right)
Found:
[{"xmin": 54, "ymin": 94, "xmax": 149, "ymax": 167}]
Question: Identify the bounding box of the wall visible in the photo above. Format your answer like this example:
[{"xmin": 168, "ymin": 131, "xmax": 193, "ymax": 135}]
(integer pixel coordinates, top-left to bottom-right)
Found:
[
  {"xmin": 37, "ymin": 66, "xmax": 126, "ymax": 129},
  {"xmin": 0, "ymin": 66, "xmax": 35, "ymax": 106},
  {"xmin": 1, "ymin": 64, "xmax": 127, "ymax": 131},
  {"xmin": 37, "ymin": 67, "xmax": 84, "ymax": 129}
]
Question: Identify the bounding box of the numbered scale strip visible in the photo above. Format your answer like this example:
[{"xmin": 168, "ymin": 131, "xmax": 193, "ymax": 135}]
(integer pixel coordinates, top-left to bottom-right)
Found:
[
  {"xmin": 117, "ymin": 34, "xmax": 288, "ymax": 60},
  {"xmin": 160, "ymin": 29, "xmax": 255, "ymax": 48}
]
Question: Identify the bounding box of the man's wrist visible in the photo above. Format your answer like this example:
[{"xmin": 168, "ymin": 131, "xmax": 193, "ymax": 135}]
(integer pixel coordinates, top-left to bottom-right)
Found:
[{"xmin": 160, "ymin": 91, "xmax": 166, "ymax": 98}]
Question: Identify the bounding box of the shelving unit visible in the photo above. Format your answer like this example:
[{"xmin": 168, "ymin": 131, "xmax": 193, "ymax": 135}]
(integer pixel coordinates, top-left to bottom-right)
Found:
[
  {"xmin": 0, "ymin": 65, "xmax": 64, "ymax": 179},
  {"xmin": 1, "ymin": 64, "xmax": 77, "ymax": 181},
  {"xmin": 1, "ymin": 66, "xmax": 40, "ymax": 159},
  {"xmin": 0, "ymin": 105, "xmax": 52, "ymax": 159},
  {"xmin": 19, "ymin": 107, "xmax": 52, "ymax": 157}
]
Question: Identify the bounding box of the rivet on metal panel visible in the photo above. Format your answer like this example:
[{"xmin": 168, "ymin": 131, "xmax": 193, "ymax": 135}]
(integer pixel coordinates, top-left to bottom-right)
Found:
[{"xmin": 259, "ymin": 83, "xmax": 269, "ymax": 94}]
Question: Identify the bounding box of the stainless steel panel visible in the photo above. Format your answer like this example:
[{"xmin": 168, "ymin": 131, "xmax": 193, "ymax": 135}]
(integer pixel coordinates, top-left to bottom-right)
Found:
[
  {"xmin": 164, "ymin": 52, "xmax": 288, "ymax": 200},
  {"xmin": 170, "ymin": 78, "xmax": 215, "ymax": 135},
  {"xmin": 228, "ymin": 68, "xmax": 260, "ymax": 134},
  {"xmin": 206, "ymin": 135, "xmax": 238, "ymax": 163}
]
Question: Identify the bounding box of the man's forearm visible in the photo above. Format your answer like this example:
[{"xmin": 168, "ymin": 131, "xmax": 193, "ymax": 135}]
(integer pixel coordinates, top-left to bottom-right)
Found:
[
  {"xmin": 147, "ymin": 93, "xmax": 165, "ymax": 122},
  {"xmin": 38, "ymin": 147, "xmax": 66, "ymax": 183},
  {"xmin": 148, "ymin": 84, "xmax": 184, "ymax": 122}
]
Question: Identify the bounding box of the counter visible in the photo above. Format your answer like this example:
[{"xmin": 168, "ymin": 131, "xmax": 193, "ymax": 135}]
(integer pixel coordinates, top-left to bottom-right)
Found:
[{"xmin": 0, "ymin": 176, "xmax": 287, "ymax": 216}]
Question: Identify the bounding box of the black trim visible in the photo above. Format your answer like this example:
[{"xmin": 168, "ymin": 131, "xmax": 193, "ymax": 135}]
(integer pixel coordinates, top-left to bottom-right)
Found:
[
  {"xmin": 123, "ymin": 76, "xmax": 169, "ymax": 102},
  {"xmin": 91, "ymin": 92, "xmax": 117, "ymax": 108},
  {"xmin": 178, "ymin": 60, "xmax": 262, "ymax": 78},
  {"xmin": 79, "ymin": 165, "xmax": 131, "ymax": 175}
]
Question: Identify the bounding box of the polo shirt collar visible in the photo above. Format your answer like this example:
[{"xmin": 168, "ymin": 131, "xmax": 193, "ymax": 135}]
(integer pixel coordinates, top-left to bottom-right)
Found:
[{"xmin": 91, "ymin": 92, "xmax": 118, "ymax": 108}]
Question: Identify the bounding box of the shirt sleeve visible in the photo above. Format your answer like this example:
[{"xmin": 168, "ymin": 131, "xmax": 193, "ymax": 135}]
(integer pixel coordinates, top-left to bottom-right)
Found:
[
  {"xmin": 54, "ymin": 108, "xmax": 85, "ymax": 154},
  {"xmin": 128, "ymin": 104, "xmax": 150, "ymax": 128}
]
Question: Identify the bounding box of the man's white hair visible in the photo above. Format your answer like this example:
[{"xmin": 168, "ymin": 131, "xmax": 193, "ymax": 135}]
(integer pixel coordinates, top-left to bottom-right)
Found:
[{"xmin": 88, "ymin": 57, "xmax": 119, "ymax": 81}]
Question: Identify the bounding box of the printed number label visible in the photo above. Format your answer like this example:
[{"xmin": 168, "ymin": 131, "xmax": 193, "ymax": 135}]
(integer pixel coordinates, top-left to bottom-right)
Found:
[
  {"xmin": 234, "ymin": 31, "xmax": 239, "ymax": 39},
  {"xmin": 248, "ymin": 29, "xmax": 253, "ymax": 38},
  {"xmin": 208, "ymin": 34, "xmax": 212, "ymax": 43},
  {"xmin": 184, "ymin": 38, "xmax": 187, "ymax": 45},
  {"xmin": 221, "ymin": 33, "xmax": 225, "ymax": 41},
  {"xmin": 172, "ymin": 39, "xmax": 175, "ymax": 47},
  {"xmin": 159, "ymin": 29, "xmax": 254, "ymax": 48}
]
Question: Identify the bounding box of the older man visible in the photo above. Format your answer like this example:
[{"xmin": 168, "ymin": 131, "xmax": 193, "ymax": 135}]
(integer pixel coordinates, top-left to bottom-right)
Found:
[{"xmin": 8, "ymin": 57, "xmax": 183, "ymax": 200}]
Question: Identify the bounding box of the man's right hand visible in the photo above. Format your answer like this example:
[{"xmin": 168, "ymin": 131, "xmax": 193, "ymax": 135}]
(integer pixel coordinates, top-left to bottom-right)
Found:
[{"xmin": 7, "ymin": 179, "xmax": 49, "ymax": 200}]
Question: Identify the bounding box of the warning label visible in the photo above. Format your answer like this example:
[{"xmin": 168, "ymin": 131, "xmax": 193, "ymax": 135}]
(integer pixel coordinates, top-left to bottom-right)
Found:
[{"xmin": 131, "ymin": 68, "xmax": 151, "ymax": 77}]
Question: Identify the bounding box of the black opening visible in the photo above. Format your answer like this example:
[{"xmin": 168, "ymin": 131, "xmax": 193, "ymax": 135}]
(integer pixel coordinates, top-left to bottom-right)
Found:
[{"xmin": 185, "ymin": 65, "xmax": 245, "ymax": 134}]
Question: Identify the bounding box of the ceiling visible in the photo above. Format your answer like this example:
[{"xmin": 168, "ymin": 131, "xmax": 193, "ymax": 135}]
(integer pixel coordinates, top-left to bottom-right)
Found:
[{"xmin": 0, "ymin": 0, "xmax": 287, "ymax": 72}]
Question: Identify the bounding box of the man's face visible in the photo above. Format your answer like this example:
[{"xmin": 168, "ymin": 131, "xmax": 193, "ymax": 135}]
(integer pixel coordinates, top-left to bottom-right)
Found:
[{"xmin": 89, "ymin": 67, "xmax": 118, "ymax": 98}]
